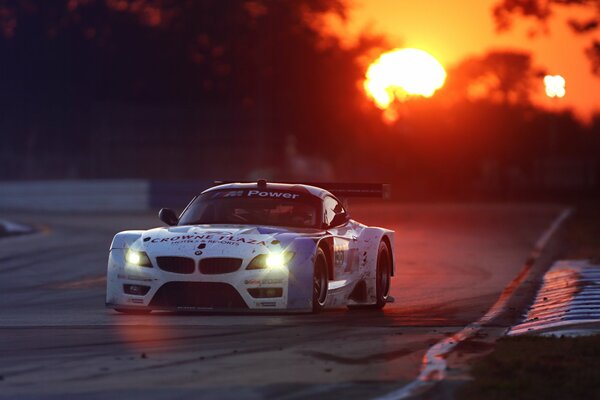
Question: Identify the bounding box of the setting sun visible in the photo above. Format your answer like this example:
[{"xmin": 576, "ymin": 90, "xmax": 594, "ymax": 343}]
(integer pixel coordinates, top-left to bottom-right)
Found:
[{"xmin": 364, "ymin": 48, "xmax": 446, "ymax": 109}]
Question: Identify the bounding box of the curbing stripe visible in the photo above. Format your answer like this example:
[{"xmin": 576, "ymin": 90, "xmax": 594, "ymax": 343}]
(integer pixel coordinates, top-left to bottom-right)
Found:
[
  {"xmin": 508, "ymin": 259, "xmax": 600, "ymax": 336},
  {"xmin": 373, "ymin": 208, "xmax": 573, "ymax": 400}
]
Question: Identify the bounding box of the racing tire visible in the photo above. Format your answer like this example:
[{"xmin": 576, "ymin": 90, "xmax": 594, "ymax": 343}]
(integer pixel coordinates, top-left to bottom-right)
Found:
[
  {"xmin": 349, "ymin": 240, "xmax": 391, "ymax": 310},
  {"xmin": 372, "ymin": 240, "xmax": 392, "ymax": 309},
  {"xmin": 114, "ymin": 308, "xmax": 152, "ymax": 315},
  {"xmin": 312, "ymin": 247, "xmax": 329, "ymax": 313}
]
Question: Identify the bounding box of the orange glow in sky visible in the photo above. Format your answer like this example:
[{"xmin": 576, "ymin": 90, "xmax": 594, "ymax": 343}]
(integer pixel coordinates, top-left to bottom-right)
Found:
[
  {"xmin": 364, "ymin": 48, "xmax": 446, "ymax": 108},
  {"xmin": 339, "ymin": 0, "xmax": 600, "ymax": 121}
]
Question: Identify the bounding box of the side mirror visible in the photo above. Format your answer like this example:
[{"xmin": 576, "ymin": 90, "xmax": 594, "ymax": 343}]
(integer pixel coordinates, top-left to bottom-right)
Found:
[
  {"xmin": 329, "ymin": 213, "xmax": 348, "ymax": 228},
  {"xmin": 159, "ymin": 208, "xmax": 179, "ymax": 226}
]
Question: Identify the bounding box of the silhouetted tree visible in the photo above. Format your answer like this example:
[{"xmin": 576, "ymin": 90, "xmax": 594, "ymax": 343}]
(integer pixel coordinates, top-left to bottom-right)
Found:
[
  {"xmin": 439, "ymin": 50, "xmax": 544, "ymax": 104},
  {"xmin": 0, "ymin": 0, "xmax": 387, "ymax": 179},
  {"xmin": 493, "ymin": 0, "xmax": 600, "ymax": 75}
]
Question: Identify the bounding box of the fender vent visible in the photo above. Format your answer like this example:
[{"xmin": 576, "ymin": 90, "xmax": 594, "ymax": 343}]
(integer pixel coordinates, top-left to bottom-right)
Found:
[
  {"xmin": 156, "ymin": 256, "xmax": 195, "ymax": 274},
  {"xmin": 199, "ymin": 257, "xmax": 243, "ymax": 274}
]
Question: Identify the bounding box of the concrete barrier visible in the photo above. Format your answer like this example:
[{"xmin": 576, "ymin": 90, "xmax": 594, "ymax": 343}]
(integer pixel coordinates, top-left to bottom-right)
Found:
[
  {"xmin": 0, "ymin": 180, "xmax": 150, "ymax": 211},
  {"xmin": 0, "ymin": 180, "xmax": 214, "ymax": 212},
  {"xmin": 149, "ymin": 180, "xmax": 213, "ymax": 210}
]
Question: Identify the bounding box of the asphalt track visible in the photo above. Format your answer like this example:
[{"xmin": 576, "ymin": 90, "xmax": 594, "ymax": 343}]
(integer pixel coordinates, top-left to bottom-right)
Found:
[{"xmin": 0, "ymin": 203, "xmax": 564, "ymax": 399}]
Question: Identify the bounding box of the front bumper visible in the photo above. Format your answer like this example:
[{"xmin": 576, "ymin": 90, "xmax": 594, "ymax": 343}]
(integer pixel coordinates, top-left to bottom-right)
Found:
[{"xmin": 105, "ymin": 247, "xmax": 315, "ymax": 312}]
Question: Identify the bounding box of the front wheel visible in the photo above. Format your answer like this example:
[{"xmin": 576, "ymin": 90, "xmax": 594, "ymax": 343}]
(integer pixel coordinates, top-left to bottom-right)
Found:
[{"xmin": 312, "ymin": 248, "xmax": 329, "ymax": 313}]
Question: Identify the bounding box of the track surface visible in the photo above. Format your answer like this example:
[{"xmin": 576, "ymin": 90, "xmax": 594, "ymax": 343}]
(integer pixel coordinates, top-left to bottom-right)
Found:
[{"xmin": 0, "ymin": 203, "xmax": 563, "ymax": 399}]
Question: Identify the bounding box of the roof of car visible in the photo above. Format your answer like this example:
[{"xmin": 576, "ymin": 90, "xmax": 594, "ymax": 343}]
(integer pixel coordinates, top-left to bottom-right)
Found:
[{"xmin": 202, "ymin": 182, "xmax": 332, "ymax": 199}]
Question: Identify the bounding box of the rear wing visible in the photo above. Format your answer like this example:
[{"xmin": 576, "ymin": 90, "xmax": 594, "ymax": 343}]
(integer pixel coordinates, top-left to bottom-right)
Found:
[
  {"xmin": 304, "ymin": 182, "xmax": 391, "ymax": 199},
  {"xmin": 213, "ymin": 181, "xmax": 391, "ymax": 199}
]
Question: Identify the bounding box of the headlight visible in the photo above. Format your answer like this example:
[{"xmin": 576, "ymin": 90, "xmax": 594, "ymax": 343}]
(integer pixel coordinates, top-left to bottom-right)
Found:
[
  {"xmin": 247, "ymin": 252, "xmax": 294, "ymax": 270},
  {"xmin": 266, "ymin": 253, "xmax": 286, "ymax": 269},
  {"xmin": 125, "ymin": 249, "xmax": 153, "ymax": 268}
]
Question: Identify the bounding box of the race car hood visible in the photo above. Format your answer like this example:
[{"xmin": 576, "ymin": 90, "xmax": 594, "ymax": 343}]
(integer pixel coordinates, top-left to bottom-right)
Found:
[{"xmin": 135, "ymin": 224, "xmax": 325, "ymax": 259}]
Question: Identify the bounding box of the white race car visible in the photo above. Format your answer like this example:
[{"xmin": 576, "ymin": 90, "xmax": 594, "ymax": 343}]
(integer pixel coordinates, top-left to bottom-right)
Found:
[{"xmin": 106, "ymin": 181, "xmax": 394, "ymax": 313}]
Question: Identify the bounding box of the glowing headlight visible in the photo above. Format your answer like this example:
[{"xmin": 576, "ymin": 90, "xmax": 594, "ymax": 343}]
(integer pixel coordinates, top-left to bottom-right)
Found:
[
  {"xmin": 265, "ymin": 253, "xmax": 286, "ymax": 269},
  {"xmin": 125, "ymin": 249, "xmax": 152, "ymax": 267},
  {"xmin": 247, "ymin": 252, "xmax": 294, "ymax": 270}
]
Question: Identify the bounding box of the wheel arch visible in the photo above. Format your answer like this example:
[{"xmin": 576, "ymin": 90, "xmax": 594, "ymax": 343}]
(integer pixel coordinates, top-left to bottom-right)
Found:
[
  {"xmin": 285, "ymin": 237, "xmax": 324, "ymax": 311},
  {"xmin": 316, "ymin": 236, "xmax": 334, "ymax": 281},
  {"xmin": 356, "ymin": 227, "xmax": 395, "ymax": 276},
  {"xmin": 110, "ymin": 230, "xmax": 144, "ymax": 250},
  {"xmin": 381, "ymin": 233, "xmax": 395, "ymax": 276}
]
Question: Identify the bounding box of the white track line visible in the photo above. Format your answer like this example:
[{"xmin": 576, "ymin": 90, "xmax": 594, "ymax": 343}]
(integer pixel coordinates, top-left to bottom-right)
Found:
[{"xmin": 374, "ymin": 207, "xmax": 573, "ymax": 400}]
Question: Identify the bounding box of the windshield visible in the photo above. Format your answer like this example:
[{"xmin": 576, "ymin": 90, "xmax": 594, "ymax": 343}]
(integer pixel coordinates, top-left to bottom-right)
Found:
[{"xmin": 178, "ymin": 189, "xmax": 321, "ymax": 228}]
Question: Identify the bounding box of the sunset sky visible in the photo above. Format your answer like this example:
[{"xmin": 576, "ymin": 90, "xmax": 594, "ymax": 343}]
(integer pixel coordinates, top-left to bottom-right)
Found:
[{"xmin": 341, "ymin": 0, "xmax": 600, "ymax": 121}]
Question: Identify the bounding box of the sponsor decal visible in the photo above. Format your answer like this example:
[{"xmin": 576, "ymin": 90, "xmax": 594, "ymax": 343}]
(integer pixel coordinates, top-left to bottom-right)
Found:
[
  {"xmin": 212, "ymin": 189, "xmax": 301, "ymax": 200},
  {"xmin": 150, "ymin": 235, "xmax": 267, "ymax": 246},
  {"xmin": 201, "ymin": 231, "xmax": 236, "ymax": 235},
  {"xmin": 244, "ymin": 278, "xmax": 284, "ymax": 285},
  {"xmin": 334, "ymin": 250, "xmax": 344, "ymax": 267},
  {"xmin": 247, "ymin": 190, "xmax": 300, "ymax": 199},
  {"xmin": 257, "ymin": 301, "xmax": 277, "ymax": 307},
  {"xmin": 224, "ymin": 190, "xmax": 244, "ymax": 197}
]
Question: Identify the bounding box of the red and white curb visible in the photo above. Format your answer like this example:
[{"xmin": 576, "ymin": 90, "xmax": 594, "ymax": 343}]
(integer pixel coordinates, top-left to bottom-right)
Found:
[
  {"xmin": 508, "ymin": 260, "xmax": 600, "ymax": 336},
  {"xmin": 374, "ymin": 208, "xmax": 573, "ymax": 400}
]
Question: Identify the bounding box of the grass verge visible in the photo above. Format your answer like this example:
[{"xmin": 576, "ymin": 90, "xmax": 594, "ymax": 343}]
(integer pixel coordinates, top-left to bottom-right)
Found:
[
  {"xmin": 563, "ymin": 200, "xmax": 600, "ymax": 261},
  {"xmin": 458, "ymin": 201, "xmax": 600, "ymax": 399},
  {"xmin": 459, "ymin": 335, "xmax": 600, "ymax": 400}
]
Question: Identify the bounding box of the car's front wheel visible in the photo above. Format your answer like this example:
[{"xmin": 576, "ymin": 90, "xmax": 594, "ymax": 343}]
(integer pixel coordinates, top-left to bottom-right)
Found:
[{"xmin": 312, "ymin": 247, "xmax": 329, "ymax": 313}]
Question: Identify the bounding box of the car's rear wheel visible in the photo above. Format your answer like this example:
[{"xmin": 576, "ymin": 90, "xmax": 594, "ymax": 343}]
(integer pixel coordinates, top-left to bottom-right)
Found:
[
  {"xmin": 114, "ymin": 308, "xmax": 152, "ymax": 315},
  {"xmin": 349, "ymin": 240, "xmax": 391, "ymax": 310},
  {"xmin": 372, "ymin": 240, "xmax": 392, "ymax": 309},
  {"xmin": 312, "ymin": 247, "xmax": 329, "ymax": 313}
]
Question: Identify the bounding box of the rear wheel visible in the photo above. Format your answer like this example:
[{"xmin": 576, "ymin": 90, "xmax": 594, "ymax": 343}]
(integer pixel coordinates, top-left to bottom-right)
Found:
[
  {"xmin": 349, "ymin": 240, "xmax": 391, "ymax": 310},
  {"xmin": 312, "ymin": 248, "xmax": 329, "ymax": 313},
  {"xmin": 372, "ymin": 240, "xmax": 392, "ymax": 309}
]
